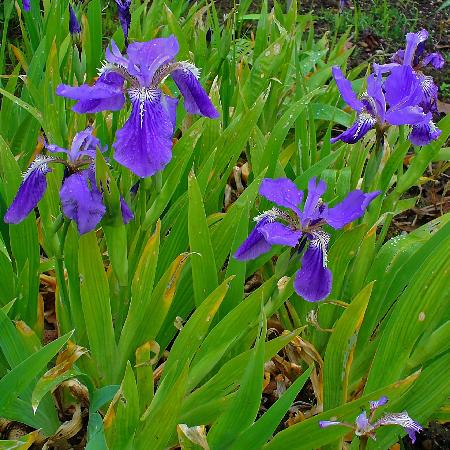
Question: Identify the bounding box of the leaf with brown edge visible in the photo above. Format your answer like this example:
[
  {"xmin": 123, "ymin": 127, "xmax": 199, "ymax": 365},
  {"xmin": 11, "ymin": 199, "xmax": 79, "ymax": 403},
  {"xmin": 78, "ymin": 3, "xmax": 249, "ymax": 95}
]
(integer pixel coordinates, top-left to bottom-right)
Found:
[
  {"xmin": 177, "ymin": 424, "xmax": 210, "ymax": 450},
  {"xmin": 31, "ymin": 341, "xmax": 88, "ymax": 412}
]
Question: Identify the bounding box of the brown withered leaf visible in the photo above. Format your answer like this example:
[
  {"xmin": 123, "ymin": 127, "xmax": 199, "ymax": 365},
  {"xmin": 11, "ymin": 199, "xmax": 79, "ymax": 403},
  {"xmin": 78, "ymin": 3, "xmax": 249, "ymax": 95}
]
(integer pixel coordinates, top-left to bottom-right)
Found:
[
  {"xmin": 284, "ymin": 334, "xmax": 324, "ymax": 408},
  {"xmin": 43, "ymin": 404, "xmax": 83, "ymax": 448}
]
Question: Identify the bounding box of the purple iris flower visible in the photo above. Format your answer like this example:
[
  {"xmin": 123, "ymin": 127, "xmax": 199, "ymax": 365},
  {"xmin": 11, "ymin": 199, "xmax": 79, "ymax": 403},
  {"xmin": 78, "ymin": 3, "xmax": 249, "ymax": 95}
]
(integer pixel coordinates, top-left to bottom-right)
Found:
[
  {"xmin": 339, "ymin": 0, "xmax": 351, "ymax": 12},
  {"xmin": 319, "ymin": 396, "xmax": 422, "ymax": 443},
  {"xmin": 114, "ymin": 1, "xmax": 132, "ymax": 42},
  {"xmin": 373, "ymin": 29, "xmax": 444, "ymax": 143},
  {"xmin": 390, "ymin": 29, "xmax": 445, "ymax": 71},
  {"xmin": 22, "ymin": 0, "xmax": 31, "ymax": 11},
  {"xmin": 56, "ymin": 36, "xmax": 219, "ymax": 178},
  {"xmin": 234, "ymin": 177, "xmax": 380, "ymax": 302},
  {"xmin": 4, "ymin": 128, "xmax": 134, "ymax": 234},
  {"xmin": 331, "ymin": 64, "xmax": 440, "ymax": 146},
  {"xmin": 69, "ymin": 4, "xmax": 81, "ymax": 35}
]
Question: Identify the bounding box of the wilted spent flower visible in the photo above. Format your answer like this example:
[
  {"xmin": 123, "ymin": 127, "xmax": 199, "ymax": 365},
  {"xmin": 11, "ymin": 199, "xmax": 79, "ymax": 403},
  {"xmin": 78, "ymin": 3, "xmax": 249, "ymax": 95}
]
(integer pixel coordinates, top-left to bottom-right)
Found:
[
  {"xmin": 4, "ymin": 128, "xmax": 133, "ymax": 235},
  {"xmin": 56, "ymin": 35, "xmax": 219, "ymax": 178},
  {"xmin": 233, "ymin": 177, "xmax": 380, "ymax": 302},
  {"xmin": 319, "ymin": 396, "xmax": 423, "ymax": 443}
]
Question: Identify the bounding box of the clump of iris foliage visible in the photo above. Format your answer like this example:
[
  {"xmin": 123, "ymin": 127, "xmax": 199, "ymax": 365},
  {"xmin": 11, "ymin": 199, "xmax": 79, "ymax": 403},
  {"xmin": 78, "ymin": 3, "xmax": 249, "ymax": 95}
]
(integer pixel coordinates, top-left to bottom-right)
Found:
[{"xmin": 0, "ymin": 0, "xmax": 448, "ymax": 449}]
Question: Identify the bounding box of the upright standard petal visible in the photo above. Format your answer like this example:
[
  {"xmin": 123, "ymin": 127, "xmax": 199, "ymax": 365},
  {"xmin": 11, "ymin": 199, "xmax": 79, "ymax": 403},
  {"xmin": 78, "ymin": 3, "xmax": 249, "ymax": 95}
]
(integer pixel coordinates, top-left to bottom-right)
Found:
[
  {"xmin": 366, "ymin": 73, "xmax": 385, "ymax": 122},
  {"xmin": 113, "ymin": 89, "xmax": 177, "ymax": 177},
  {"xmin": 120, "ymin": 196, "xmax": 134, "ymax": 224},
  {"xmin": 234, "ymin": 218, "xmax": 273, "ymax": 261},
  {"xmin": 105, "ymin": 40, "xmax": 129, "ymax": 67},
  {"xmin": 324, "ymin": 189, "xmax": 380, "ymax": 229},
  {"xmin": 409, "ymin": 120, "xmax": 441, "ymax": 146},
  {"xmin": 258, "ymin": 222, "xmax": 302, "ymax": 247},
  {"xmin": 330, "ymin": 112, "xmax": 376, "ymax": 144},
  {"xmin": 57, "ymin": 72, "xmax": 126, "ymax": 114},
  {"xmin": 68, "ymin": 127, "xmax": 105, "ymax": 161},
  {"xmin": 22, "ymin": 0, "xmax": 31, "ymax": 12},
  {"xmin": 390, "ymin": 49, "xmax": 405, "ymax": 65},
  {"xmin": 171, "ymin": 64, "xmax": 219, "ymax": 118},
  {"xmin": 370, "ymin": 396, "xmax": 389, "ymax": 411},
  {"xmin": 403, "ymin": 29, "xmax": 428, "ymax": 66},
  {"xmin": 384, "ymin": 66, "xmax": 422, "ymax": 110},
  {"xmin": 69, "ymin": 4, "xmax": 81, "ymax": 35},
  {"xmin": 422, "ymin": 52, "xmax": 445, "ymax": 69},
  {"xmin": 46, "ymin": 128, "xmax": 105, "ymax": 162},
  {"xmin": 4, "ymin": 157, "xmax": 52, "ymax": 224},
  {"xmin": 332, "ymin": 66, "xmax": 364, "ymax": 112},
  {"xmin": 294, "ymin": 242, "xmax": 332, "ymax": 302},
  {"xmin": 59, "ymin": 171, "xmax": 106, "ymax": 235},
  {"xmin": 302, "ymin": 177, "xmax": 327, "ymax": 226},
  {"xmin": 126, "ymin": 36, "xmax": 179, "ymax": 86},
  {"xmin": 355, "ymin": 412, "xmax": 372, "ymax": 436},
  {"xmin": 259, "ymin": 178, "xmax": 303, "ymax": 217}
]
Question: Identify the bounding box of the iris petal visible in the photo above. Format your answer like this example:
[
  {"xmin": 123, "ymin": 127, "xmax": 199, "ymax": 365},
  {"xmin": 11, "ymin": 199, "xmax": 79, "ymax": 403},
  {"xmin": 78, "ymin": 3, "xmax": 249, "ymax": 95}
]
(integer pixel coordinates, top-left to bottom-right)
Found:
[
  {"xmin": 330, "ymin": 112, "xmax": 376, "ymax": 144},
  {"xmin": 324, "ymin": 189, "xmax": 381, "ymax": 229},
  {"xmin": 234, "ymin": 218, "xmax": 273, "ymax": 261},
  {"xmin": 302, "ymin": 177, "xmax": 327, "ymax": 226},
  {"xmin": 105, "ymin": 40, "xmax": 129, "ymax": 67},
  {"xmin": 409, "ymin": 120, "xmax": 441, "ymax": 146},
  {"xmin": 258, "ymin": 222, "xmax": 302, "ymax": 247},
  {"xmin": 113, "ymin": 90, "xmax": 177, "ymax": 177},
  {"xmin": 422, "ymin": 52, "xmax": 445, "ymax": 70},
  {"xmin": 319, "ymin": 421, "xmax": 342, "ymax": 429},
  {"xmin": 355, "ymin": 412, "xmax": 371, "ymax": 433},
  {"xmin": 56, "ymin": 72, "xmax": 126, "ymax": 114},
  {"xmin": 376, "ymin": 412, "xmax": 422, "ymax": 443},
  {"xmin": 126, "ymin": 36, "xmax": 179, "ymax": 86},
  {"xmin": 385, "ymin": 106, "xmax": 429, "ymax": 126},
  {"xmin": 332, "ymin": 66, "xmax": 364, "ymax": 112},
  {"xmin": 259, "ymin": 178, "xmax": 303, "ymax": 217},
  {"xmin": 384, "ymin": 65, "xmax": 423, "ymax": 109},
  {"xmin": 59, "ymin": 171, "xmax": 106, "ymax": 235},
  {"xmin": 171, "ymin": 65, "xmax": 219, "ymax": 118},
  {"xmin": 404, "ymin": 29, "xmax": 428, "ymax": 66},
  {"xmin": 4, "ymin": 158, "xmax": 51, "ymax": 224},
  {"xmin": 366, "ymin": 73, "xmax": 386, "ymax": 122},
  {"xmin": 294, "ymin": 244, "xmax": 332, "ymax": 302}
]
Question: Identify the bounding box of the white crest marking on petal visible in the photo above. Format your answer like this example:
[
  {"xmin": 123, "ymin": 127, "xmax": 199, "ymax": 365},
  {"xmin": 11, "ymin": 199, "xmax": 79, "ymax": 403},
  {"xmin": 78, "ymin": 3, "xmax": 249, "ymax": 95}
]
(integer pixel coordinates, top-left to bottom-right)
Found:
[
  {"xmin": 310, "ymin": 230, "xmax": 330, "ymax": 268},
  {"xmin": 128, "ymin": 87, "xmax": 160, "ymax": 128},
  {"xmin": 378, "ymin": 412, "xmax": 422, "ymax": 432},
  {"xmin": 23, "ymin": 155, "xmax": 55, "ymax": 181},
  {"xmin": 178, "ymin": 61, "xmax": 201, "ymax": 79},
  {"xmin": 253, "ymin": 207, "xmax": 290, "ymax": 224},
  {"xmin": 354, "ymin": 112, "xmax": 376, "ymax": 139}
]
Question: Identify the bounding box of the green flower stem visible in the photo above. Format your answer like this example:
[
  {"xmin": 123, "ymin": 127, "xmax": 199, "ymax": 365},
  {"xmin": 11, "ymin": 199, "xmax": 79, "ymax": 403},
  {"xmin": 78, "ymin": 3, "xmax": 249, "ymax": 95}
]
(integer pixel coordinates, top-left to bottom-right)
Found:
[
  {"xmin": 359, "ymin": 436, "xmax": 369, "ymax": 450},
  {"xmin": 54, "ymin": 219, "xmax": 71, "ymax": 331}
]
